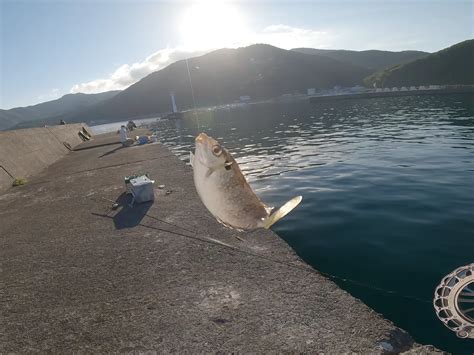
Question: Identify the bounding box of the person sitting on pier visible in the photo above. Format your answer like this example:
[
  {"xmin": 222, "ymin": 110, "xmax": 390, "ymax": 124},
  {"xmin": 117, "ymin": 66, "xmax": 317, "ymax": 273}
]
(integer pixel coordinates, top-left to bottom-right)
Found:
[{"xmin": 120, "ymin": 125, "xmax": 134, "ymax": 147}]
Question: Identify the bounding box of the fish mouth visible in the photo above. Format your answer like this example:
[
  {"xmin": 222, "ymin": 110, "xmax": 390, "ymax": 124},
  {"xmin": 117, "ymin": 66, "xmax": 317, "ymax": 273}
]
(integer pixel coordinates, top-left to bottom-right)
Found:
[
  {"xmin": 195, "ymin": 133, "xmax": 223, "ymax": 168},
  {"xmin": 195, "ymin": 132, "xmax": 214, "ymax": 147}
]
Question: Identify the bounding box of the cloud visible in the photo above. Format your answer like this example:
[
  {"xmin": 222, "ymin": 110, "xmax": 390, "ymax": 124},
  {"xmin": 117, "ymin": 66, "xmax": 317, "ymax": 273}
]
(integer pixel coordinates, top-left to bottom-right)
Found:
[
  {"xmin": 70, "ymin": 24, "xmax": 332, "ymax": 94},
  {"xmin": 70, "ymin": 47, "xmax": 207, "ymax": 94}
]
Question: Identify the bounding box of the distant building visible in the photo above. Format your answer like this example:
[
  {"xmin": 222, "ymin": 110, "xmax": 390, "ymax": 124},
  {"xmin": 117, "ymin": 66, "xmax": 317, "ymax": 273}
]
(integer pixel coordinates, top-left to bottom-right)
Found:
[
  {"xmin": 349, "ymin": 85, "xmax": 365, "ymax": 93},
  {"xmin": 419, "ymin": 85, "xmax": 427, "ymax": 90},
  {"xmin": 307, "ymin": 88, "xmax": 316, "ymax": 96},
  {"xmin": 409, "ymin": 86, "xmax": 417, "ymax": 91},
  {"xmin": 391, "ymin": 87, "xmax": 399, "ymax": 92},
  {"xmin": 400, "ymin": 87, "xmax": 408, "ymax": 91},
  {"xmin": 383, "ymin": 88, "xmax": 391, "ymax": 92},
  {"xmin": 429, "ymin": 85, "xmax": 441, "ymax": 90},
  {"xmin": 239, "ymin": 95, "xmax": 251, "ymax": 102}
]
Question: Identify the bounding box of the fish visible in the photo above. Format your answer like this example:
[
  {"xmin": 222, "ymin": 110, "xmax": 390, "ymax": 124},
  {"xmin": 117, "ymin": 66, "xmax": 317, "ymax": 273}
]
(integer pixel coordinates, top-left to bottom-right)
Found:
[{"xmin": 192, "ymin": 132, "xmax": 302, "ymax": 230}]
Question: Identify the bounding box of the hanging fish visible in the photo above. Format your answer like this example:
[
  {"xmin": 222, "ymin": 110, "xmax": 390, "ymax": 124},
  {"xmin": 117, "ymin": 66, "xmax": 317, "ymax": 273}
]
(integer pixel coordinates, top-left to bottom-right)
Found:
[{"xmin": 191, "ymin": 133, "xmax": 302, "ymax": 230}]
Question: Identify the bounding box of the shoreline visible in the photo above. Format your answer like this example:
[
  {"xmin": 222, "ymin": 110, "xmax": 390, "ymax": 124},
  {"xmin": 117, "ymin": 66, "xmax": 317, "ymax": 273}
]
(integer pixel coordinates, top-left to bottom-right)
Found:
[{"xmin": 309, "ymin": 86, "xmax": 474, "ymax": 103}]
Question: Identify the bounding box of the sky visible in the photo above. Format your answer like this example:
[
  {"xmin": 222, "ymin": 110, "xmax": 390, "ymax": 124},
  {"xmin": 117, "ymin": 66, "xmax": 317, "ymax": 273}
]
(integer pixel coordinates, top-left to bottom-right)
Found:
[{"xmin": 0, "ymin": 0, "xmax": 472, "ymax": 109}]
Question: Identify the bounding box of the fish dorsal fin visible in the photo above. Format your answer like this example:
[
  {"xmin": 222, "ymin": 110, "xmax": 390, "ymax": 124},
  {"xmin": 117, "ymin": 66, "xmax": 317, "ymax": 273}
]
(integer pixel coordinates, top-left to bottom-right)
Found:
[
  {"xmin": 190, "ymin": 151, "xmax": 195, "ymax": 168},
  {"xmin": 263, "ymin": 196, "xmax": 302, "ymax": 229}
]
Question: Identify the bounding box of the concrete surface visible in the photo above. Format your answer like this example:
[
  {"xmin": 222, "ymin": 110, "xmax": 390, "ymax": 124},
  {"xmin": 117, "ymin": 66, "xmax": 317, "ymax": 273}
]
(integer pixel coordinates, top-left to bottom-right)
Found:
[
  {"xmin": 0, "ymin": 124, "xmax": 89, "ymax": 191},
  {"xmin": 0, "ymin": 132, "xmax": 440, "ymax": 353}
]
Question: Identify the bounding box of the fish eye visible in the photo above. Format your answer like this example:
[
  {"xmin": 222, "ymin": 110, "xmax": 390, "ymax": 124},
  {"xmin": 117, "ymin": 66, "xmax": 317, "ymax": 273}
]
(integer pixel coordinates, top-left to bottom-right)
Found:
[{"xmin": 212, "ymin": 145, "xmax": 222, "ymax": 156}]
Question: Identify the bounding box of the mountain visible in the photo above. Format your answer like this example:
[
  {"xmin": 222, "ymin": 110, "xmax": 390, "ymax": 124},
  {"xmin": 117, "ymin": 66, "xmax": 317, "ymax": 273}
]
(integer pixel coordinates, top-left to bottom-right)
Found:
[
  {"xmin": 364, "ymin": 40, "xmax": 474, "ymax": 87},
  {"xmin": 292, "ymin": 48, "xmax": 429, "ymax": 71},
  {"xmin": 62, "ymin": 44, "xmax": 371, "ymax": 123},
  {"xmin": 0, "ymin": 91, "xmax": 120, "ymax": 130}
]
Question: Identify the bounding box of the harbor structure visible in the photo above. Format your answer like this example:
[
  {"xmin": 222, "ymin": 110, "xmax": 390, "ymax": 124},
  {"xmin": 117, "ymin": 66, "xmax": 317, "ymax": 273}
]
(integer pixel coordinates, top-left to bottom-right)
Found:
[{"xmin": 0, "ymin": 127, "xmax": 439, "ymax": 353}]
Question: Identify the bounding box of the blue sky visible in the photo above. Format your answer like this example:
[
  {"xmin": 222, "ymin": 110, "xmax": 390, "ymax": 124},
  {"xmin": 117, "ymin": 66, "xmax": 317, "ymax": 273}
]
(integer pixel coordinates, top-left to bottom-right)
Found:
[{"xmin": 1, "ymin": 0, "xmax": 472, "ymax": 109}]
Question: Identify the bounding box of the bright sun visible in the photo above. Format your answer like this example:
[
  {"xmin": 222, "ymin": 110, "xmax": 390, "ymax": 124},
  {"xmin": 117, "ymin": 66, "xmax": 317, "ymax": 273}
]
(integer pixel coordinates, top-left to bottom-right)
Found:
[{"xmin": 180, "ymin": 1, "xmax": 248, "ymax": 50}]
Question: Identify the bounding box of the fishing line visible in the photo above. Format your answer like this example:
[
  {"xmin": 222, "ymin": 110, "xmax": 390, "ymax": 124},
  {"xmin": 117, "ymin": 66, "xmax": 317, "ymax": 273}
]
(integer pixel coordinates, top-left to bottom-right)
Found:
[
  {"xmin": 176, "ymin": 59, "xmax": 421, "ymax": 301},
  {"xmin": 91, "ymin": 195, "xmax": 430, "ymax": 305},
  {"xmin": 185, "ymin": 57, "xmax": 200, "ymax": 131},
  {"xmin": 142, "ymin": 212, "xmax": 432, "ymax": 305},
  {"xmin": 145, "ymin": 213, "xmax": 244, "ymax": 243}
]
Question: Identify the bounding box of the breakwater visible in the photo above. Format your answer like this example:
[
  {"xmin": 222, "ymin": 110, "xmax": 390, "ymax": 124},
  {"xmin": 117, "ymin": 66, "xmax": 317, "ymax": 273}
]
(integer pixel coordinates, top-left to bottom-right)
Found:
[
  {"xmin": 0, "ymin": 131, "xmax": 439, "ymax": 352},
  {"xmin": 0, "ymin": 123, "xmax": 89, "ymax": 191},
  {"xmin": 309, "ymin": 86, "xmax": 474, "ymax": 103}
]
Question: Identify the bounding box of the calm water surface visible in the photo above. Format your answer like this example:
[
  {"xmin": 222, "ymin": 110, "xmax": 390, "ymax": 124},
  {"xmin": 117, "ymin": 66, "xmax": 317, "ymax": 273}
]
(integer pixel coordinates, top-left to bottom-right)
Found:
[{"xmin": 146, "ymin": 94, "xmax": 473, "ymax": 353}]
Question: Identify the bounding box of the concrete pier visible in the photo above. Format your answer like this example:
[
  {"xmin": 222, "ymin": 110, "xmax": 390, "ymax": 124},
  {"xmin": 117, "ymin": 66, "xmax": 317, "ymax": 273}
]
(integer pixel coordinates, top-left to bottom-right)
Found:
[{"xmin": 0, "ymin": 131, "xmax": 438, "ymax": 353}]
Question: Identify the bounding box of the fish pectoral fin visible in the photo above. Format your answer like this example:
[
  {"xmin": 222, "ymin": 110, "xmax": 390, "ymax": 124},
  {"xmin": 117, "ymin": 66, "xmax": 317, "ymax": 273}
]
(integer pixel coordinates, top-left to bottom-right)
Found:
[
  {"xmin": 189, "ymin": 151, "xmax": 195, "ymax": 168},
  {"xmin": 264, "ymin": 205, "xmax": 274, "ymax": 215},
  {"xmin": 205, "ymin": 167, "xmax": 215, "ymax": 178},
  {"xmin": 263, "ymin": 196, "xmax": 302, "ymax": 229}
]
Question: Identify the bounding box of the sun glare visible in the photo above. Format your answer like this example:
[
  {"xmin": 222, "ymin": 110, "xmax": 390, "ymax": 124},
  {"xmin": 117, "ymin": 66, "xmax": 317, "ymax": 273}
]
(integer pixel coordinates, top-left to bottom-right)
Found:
[{"xmin": 179, "ymin": 1, "xmax": 248, "ymax": 50}]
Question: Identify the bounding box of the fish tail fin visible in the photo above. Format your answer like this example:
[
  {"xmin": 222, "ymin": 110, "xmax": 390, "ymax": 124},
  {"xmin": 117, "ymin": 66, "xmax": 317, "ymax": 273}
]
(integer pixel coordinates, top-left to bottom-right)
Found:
[
  {"xmin": 263, "ymin": 196, "xmax": 302, "ymax": 229},
  {"xmin": 190, "ymin": 151, "xmax": 195, "ymax": 168}
]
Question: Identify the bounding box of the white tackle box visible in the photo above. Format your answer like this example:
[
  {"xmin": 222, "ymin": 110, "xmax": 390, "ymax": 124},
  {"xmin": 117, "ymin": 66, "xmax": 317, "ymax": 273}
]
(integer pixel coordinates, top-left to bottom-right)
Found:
[{"xmin": 130, "ymin": 175, "xmax": 155, "ymax": 204}]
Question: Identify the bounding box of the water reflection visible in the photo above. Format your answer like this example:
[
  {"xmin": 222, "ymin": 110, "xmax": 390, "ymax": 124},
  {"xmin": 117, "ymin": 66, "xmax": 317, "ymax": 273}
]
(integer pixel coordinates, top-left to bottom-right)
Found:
[{"xmin": 150, "ymin": 94, "xmax": 474, "ymax": 187}]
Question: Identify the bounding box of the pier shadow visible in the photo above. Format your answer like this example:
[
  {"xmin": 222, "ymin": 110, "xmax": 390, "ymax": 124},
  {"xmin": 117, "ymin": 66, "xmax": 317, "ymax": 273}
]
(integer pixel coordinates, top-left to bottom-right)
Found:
[
  {"xmin": 99, "ymin": 145, "xmax": 125, "ymax": 158},
  {"xmin": 113, "ymin": 192, "xmax": 153, "ymax": 229}
]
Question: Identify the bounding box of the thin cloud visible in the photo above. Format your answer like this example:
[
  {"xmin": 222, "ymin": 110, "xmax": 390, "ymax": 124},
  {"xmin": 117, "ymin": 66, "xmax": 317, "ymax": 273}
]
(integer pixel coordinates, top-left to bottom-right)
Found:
[
  {"xmin": 70, "ymin": 25, "xmax": 332, "ymax": 94},
  {"xmin": 36, "ymin": 88, "xmax": 61, "ymax": 103}
]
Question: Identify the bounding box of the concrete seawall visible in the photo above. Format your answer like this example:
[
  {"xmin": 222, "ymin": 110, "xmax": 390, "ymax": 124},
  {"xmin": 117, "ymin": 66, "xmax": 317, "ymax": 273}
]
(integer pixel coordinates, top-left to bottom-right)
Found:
[
  {"xmin": 0, "ymin": 131, "xmax": 440, "ymax": 353},
  {"xmin": 0, "ymin": 124, "xmax": 89, "ymax": 191}
]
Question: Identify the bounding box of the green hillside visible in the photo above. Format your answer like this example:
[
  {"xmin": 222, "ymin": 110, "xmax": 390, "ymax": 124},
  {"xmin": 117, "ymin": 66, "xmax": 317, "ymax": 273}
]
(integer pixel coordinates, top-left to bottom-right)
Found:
[
  {"xmin": 364, "ymin": 40, "xmax": 474, "ymax": 87},
  {"xmin": 0, "ymin": 91, "xmax": 120, "ymax": 130},
  {"xmin": 292, "ymin": 48, "xmax": 428, "ymax": 71}
]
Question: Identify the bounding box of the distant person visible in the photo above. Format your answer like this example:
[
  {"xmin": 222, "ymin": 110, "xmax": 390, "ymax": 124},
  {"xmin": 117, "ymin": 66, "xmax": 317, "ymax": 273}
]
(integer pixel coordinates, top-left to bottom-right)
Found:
[
  {"xmin": 120, "ymin": 125, "xmax": 134, "ymax": 147},
  {"xmin": 59, "ymin": 119, "xmax": 66, "ymax": 125},
  {"xmin": 120, "ymin": 125, "xmax": 128, "ymax": 142},
  {"xmin": 127, "ymin": 120, "xmax": 137, "ymax": 131}
]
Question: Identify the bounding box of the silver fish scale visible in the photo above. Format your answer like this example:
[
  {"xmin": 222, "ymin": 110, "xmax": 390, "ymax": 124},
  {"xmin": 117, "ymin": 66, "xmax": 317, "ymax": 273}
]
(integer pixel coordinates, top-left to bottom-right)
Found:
[{"xmin": 206, "ymin": 162, "xmax": 268, "ymax": 230}]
